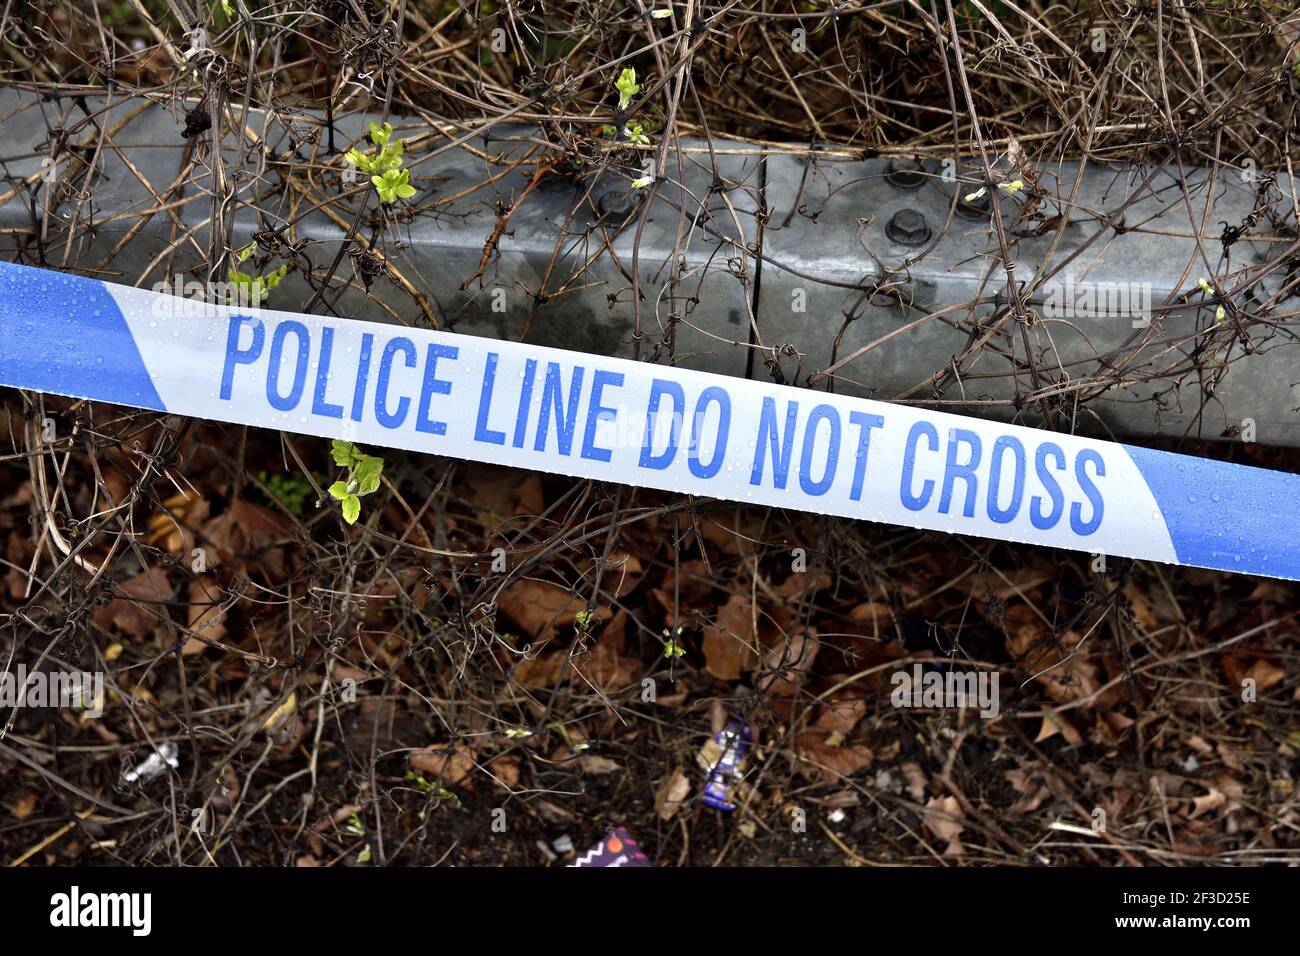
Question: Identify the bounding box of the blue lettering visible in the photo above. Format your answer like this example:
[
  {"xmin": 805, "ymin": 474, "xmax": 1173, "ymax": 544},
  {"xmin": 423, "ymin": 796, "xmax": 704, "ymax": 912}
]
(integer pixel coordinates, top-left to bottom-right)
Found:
[
  {"xmin": 311, "ymin": 327, "xmax": 344, "ymax": 419},
  {"xmin": 848, "ymin": 411, "xmax": 885, "ymax": 502},
  {"xmin": 375, "ymin": 337, "xmax": 416, "ymax": 429},
  {"xmin": 1071, "ymin": 449, "xmax": 1105, "ymax": 535},
  {"xmin": 901, "ymin": 421, "xmax": 939, "ymax": 511},
  {"xmin": 799, "ymin": 404, "xmax": 840, "ymax": 497},
  {"xmin": 350, "ymin": 332, "xmax": 374, "ymax": 422},
  {"xmin": 750, "ymin": 397, "xmax": 799, "ymax": 488},
  {"xmin": 266, "ymin": 320, "xmax": 310, "ymax": 412},
  {"xmin": 986, "ymin": 436, "xmax": 1026, "ymax": 524},
  {"xmin": 939, "ymin": 428, "xmax": 982, "ymax": 518},
  {"xmin": 640, "ymin": 379, "xmax": 684, "ymax": 470},
  {"xmin": 535, "ymin": 362, "xmax": 584, "ymax": 455},
  {"xmin": 475, "ymin": 352, "xmax": 507, "ymax": 445},
  {"xmin": 513, "ymin": 359, "xmax": 537, "ymax": 448},
  {"xmin": 1030, "ymin": 442, "xmax": 1065, "ymax": 529},
  {"xmin": 581, "ymin": 370, "xmax": 624, "ymax": 462},
  {"xmin": 220, "ymin": 314, "xmax": 264, "ymax": 401},
  {"xmin": 689, "ymin": 387, "xmax": 730, "ymax": 479},
  {"xmin": 415, "ymin": 343, "xmax": 458, "ymax": 436}
]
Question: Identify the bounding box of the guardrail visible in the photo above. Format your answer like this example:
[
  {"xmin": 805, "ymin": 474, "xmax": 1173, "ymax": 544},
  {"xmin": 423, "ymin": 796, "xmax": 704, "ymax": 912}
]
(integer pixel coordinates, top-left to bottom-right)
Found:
[{"xmin": 2, "ymin": 87, "xmax": 1297, "ymax": 444}]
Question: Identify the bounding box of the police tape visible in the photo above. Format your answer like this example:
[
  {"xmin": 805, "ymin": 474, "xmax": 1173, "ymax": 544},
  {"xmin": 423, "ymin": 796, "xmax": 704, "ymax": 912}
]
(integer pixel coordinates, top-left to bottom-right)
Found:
[{"xmin": 0, "ymin": 260, "xmax": 1296, "ymax": 581}]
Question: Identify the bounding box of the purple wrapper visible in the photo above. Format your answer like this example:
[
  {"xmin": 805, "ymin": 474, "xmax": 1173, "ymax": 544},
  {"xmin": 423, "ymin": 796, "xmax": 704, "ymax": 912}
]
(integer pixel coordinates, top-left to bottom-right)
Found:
[
  {"xmin": 569, "ymin": 827, "xmax": 652, "ymax": 867},
  {"xmin": 700, "ymin": 718, "xmax": 752, "ymax": 811}
]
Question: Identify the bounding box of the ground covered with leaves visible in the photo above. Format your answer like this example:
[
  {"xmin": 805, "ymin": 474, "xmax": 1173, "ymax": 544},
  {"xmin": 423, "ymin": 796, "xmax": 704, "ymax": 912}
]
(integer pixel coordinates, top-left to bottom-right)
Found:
[{"xmin": 2, "ymin": 396, "xmax": 1298, "ymax": 866}]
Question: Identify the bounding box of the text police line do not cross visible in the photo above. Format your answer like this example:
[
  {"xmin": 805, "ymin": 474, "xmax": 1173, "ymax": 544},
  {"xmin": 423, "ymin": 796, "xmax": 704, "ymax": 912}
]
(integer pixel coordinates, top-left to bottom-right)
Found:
[
  {"xmin": 219, "ymin": 311, "xmax": 1108, "ymax": 535},
  {"xmin": 1, "ymin": 260, "xmax": 1295, "ymax": 581}
]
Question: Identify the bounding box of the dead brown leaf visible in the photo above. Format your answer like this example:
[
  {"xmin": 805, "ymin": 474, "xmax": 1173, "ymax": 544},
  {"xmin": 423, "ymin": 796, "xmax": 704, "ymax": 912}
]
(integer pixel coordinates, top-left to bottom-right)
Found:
[
  {"xmin": 922, "ymin": 795, "xmax": 965, "ymax": 856},
  {"xmin": 578, "ymin": 754, "xmax": 622, "ymax": 775},
  {"xmin": 410, "ymin": 745, "xmax": 477, "ymax": 787},
  {"xmin": 184, "ymin": 577, "xmax": 226, "ymax": 654},
  {"xmin": 1005, "ymin": 607, "xmax": 1108, "ymax": 708},
  {"xmin": 757, "ymin": 630, "xmax": 820, "ymax": 697},
  {"xmin": 813, "ymin": 696, "xmax": 867, "ymax": 735},
  {"xmin": 901, "ymin": 762, "xmax": 928, "ymax": 803},
  {"xmin": 1220, "ymin": 653, "xmax": 1286, "ymax": 693},
  {"xmin": 513, "ymin": 649, "xmax": 566, "ymax": 688},
  {"xmin": 655, "ymin": 768, "xmax": 691, "ymax": 820},
  {"xmin": 701, "ymin": 594, "xmax": 759, "ymax": 680},
  {"xmin": 571, "ymin": 612, "xmax": 638, "ymax": 692},
  {"xmin": 11, "ymin": 793, "xmax": 37, "ymax": 821},
  {"xmin": 90, "ymin": 567, "xmax": 175, "ymax": 638},
  {"xmin": 488, "ymin": 756, "xmax": 520, "ymax": 789},
  {"xmin": 796, "ymin": 732, "xmax": 874, "ymax": 783},
  {"xmin": 466, "ymin": 468, "xmax": 545, "ymax": 526},
  {"xmin": 1189, "ymin": 787, "xmax": 1226, "ymax": 819},
  {"xmin": 146, "ymin": 491, "xmax": 209, "ymax": 553},
  {"xmin": 774, "ymin": 571, "xmax": 831, "ymax": 602},
  {"xmin": 497, "ymin": 578, "xmax": 609, "ymax": 639},
  {"xmin": 1034, "ymin": 712, "xmax": 1082, "ymax": 746},
  {"xmin": 847, "ymin": 600, "xmax": 893, "ymax": 634}
]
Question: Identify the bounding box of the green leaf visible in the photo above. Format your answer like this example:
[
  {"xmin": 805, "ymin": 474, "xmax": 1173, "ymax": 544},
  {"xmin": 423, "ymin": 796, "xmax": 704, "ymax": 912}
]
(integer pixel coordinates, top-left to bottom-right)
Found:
[
  {"xmin": 369, "ymin": 121, "xmax": 393, "ymax": 147},
  {"xmin": 615, "ymin": 67, "xmax": 640, "ymax": 110},
  {"xmin": 344, "ymin": 148, "xmax": 375, "ymax": 174},
  {"xmin": 377, "ymin": 140, "xmax": 404, "ymax": 171},
  {"xmin": 327, "ymin": 480, "xmax": 349, "ymax": 500},
  {"xmin": 354, "ymin": 463, "xmax": 382, "ymax": 496},
  {"xmin": 372, "ymin": 168, "xmax": 414, "ymax": 205},
  {"xmin": 229, "ymin": 260, "xmax": 285, "ymax": 305},
  {"xmin": 332, "ymin": 439, "xmax": 356, "ymax": 467},
  {"xmin": 264, "ymin": 264, "xmax": 287, "ymax": 292},
  {"xmin": 340, "ymin": 494, "xmax": 361, "ymax": 525},
  {"xmin": 354, "ymin": 455, "xmax": 384, "ymax": 495}
]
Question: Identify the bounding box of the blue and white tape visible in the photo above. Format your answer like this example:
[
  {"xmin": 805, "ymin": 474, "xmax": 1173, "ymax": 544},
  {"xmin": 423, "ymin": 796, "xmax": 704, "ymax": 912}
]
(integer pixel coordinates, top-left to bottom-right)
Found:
[{"xmin": 1, "ymin": 261, "xmax": 1297, "ymax": 580}]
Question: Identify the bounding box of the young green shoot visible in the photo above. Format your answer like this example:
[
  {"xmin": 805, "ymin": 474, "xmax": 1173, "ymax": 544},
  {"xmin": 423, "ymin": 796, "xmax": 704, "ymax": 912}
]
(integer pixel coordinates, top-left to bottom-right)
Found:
[
  {"xmin": 328, "ymin": 439, "xmax": 385, "ymax": 525},
  {"xmin": 344, "ymin": 120, "xmax": 416, "ymax": 205},
  {"xmin": 227, "ymin": 244, "xmax": 287, "ymax": 307},
  {"xmin": 615, "ymin": 67, "xmax": 640, "ymax": 111},
  {"xmin": 372, "ymin": 167, "xmax": 416, "ymax": 204},
  {"xmin": 662, "ymin": 626, "xmax": 686, "ymax": 659}
]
